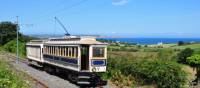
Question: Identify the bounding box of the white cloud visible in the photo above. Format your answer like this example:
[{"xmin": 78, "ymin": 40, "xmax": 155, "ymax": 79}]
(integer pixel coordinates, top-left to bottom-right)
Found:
[{"xmin": 112, "ymin": 0, "xmax": 129, "ymax": 6}]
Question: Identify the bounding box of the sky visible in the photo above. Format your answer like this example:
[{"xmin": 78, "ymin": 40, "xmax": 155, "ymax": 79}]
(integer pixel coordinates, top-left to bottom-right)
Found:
[{"xmin": 0, "ymin": 0, "xmax": 200, "ymax": 38}]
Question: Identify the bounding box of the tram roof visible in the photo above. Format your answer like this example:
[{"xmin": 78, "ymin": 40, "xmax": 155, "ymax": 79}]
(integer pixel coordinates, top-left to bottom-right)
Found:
[
  {"xmin": 27, "ymin": 36, "xmax": 108, "ymax": 45},
  {"xmin": 45, "ymin": 36, "xmax": 107, "ymax": 45}
]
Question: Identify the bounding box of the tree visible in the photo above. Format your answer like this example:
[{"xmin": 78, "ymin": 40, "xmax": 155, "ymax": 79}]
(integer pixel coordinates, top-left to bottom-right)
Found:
[
  {"xmin": 187, "ymin": 55, "xmax": 200, "ymax": 83},
  {"xmin": 177, "ymin": 48, "xmax": 194, "ymax": 64},
  {"xmin": 178, "ymin": 41, "xmax": 185, "ymax": 46},
  {"xmin": 0, "ymin": 21, "xmax": 18, "ymax": 45}
]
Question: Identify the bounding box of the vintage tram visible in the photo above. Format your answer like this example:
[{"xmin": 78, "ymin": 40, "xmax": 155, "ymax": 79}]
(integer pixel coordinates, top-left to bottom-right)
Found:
[{"xmin": 26, "ymin": 36, "xmax": 108, "ymax": 85}]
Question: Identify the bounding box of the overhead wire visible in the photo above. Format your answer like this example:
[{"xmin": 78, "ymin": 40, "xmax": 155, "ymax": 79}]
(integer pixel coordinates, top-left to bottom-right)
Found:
[
  {"xmin": 29, "ymin": 0, "xmax": 89, "ymax": 35},
  {"xmin": 31, "ymin": 0, "xmax": 89, "ymax": 23}
]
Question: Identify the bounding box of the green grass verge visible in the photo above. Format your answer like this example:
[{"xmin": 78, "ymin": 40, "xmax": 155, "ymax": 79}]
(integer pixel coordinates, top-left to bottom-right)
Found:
[{"xmin": 0, "ymin": 60, "xmax": 29, "ymax": 88}]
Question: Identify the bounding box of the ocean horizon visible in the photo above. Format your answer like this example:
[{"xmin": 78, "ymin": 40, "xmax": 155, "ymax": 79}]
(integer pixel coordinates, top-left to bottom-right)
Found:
[{"xmin": 99, "ymin": 38, "xmax": 200, "ymax": 45}]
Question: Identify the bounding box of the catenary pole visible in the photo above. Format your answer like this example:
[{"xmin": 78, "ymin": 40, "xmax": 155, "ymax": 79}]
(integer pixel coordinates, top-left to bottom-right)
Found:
[{"xmin": 16, "ymin": 16, "xmax": 19, "ymax": 64}]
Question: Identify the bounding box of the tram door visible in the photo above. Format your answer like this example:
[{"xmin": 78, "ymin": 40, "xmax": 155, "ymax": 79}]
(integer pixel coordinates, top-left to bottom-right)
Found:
[{"xmin": 81, "ymin": 45, "xmax": 89, "ymax": 70}]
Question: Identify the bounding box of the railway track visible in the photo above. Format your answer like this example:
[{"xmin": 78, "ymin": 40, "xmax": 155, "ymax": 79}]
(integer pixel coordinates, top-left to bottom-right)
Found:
[{"xmin": 0, "ymin": 52, "xmax": 49, "ymax": 88}]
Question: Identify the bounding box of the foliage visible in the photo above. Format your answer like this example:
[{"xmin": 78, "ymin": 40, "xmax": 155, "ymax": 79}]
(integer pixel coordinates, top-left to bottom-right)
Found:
[
  {"xmin": 178, "ymin": 41, "xmax": 185, "ymax": 46},
  {"xmin": 111, "ymin": 70, "xmax": 135, "ymax": 87},
  {"xmin": 0, "ymin": 21, "xmax": 20, "ymax": 45},
  {"xmin": 0, "ymin": 61, "xmax": 29, "ymax": 88},
  {"xmin": 104, "ymin": 57, "xmax": 187, "ymax": 88},
  {"xmin": 177, "ymin": 48, "xmax": 194, "ymax": 64},
  {"xmin": 186, "ymin": 54, "xmax": 200, "ymax": 82},
  {"xmin": 158, "ymin": 49, "xmax": 174, "ymax": 60},
  {"xmin": 3, "ymin": 39, "xmax": 26, "ymax": 58},
  {"xmin": 187, "ymin": 54, "xmax": 200, "ymax": 66}
]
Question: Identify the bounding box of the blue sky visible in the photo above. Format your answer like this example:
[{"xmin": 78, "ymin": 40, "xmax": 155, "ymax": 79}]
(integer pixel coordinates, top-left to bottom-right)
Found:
[{"xmin": 0, "ymin": 0, "xmax": 200, "ymax": 38}]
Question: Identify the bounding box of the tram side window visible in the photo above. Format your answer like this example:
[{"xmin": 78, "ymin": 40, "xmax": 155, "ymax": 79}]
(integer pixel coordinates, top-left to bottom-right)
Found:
[
  {"xmin": 47, "ymin": 46, "xmax": 49, "ymax": 54},
  {"xmin": 52, "ymin": 46, "xmax": 53, "ymax": 55},
  {"xmin": 93, "ymin": 47, "xmax": 105, "ymax": 58},
  {"xmin": 48, "ymin": 46, "xmax": 50, "ymax": 54},
  {"xmin": 63, "ymin": 46, "xmax": 65, "ymax": 57},
  {"xmin": 63, "ymin": 46, "xmax": 66, "ymax": 57},
  {"xmin": 76, "ymin": 47, "xmax": 78, "ymax": 58},
  {"xmin": 60, "ymin": 46, "xmax": 62, "ymax": 56},
  {"xmin": 45, "ymin": 46, "xmax": 47, "ymax": 54},
  {"xmin": 67, "ymin": 47, "xmax": 69, "ymax": 57},
  {"xmin": 52, "ymin": 46, "xmax": 54, "ymax": 55},
  {"xmin": 56, "ymin": 46, "xmax": 59, "ymax": 56},
  {"xmin": 59, "ymin": 46, "xmax": 61, "ymax": 56},
  {"xmin": 65, "ymin": 46, "xmax": 68, "ymax": 57},
  {"xmin": 49, "ymin": 46, "xmax": 51, "ymax": 55},
  {"xmin": 72, "ymin": 47, "xmax": 74, "ymax": 58},
  {"xmin": 69, "ymin": 47, "xmax": 72, "ymax": 58}
]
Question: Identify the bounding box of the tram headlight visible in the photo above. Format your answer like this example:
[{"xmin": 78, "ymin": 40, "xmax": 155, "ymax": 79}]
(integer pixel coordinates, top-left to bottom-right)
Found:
[{"xmin": 92, "ymin": 67, "xmax": 96, "ymax": 72}]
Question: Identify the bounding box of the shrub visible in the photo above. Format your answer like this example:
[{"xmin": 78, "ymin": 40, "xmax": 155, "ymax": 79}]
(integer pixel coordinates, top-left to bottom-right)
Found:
[
  {"xmin": 158, "ymin": 49, "xmax": 175, "ymax": 61},
  {"xmin": 178, "ymin": 41, "xmax": 185, "ymax": 46},
  {"xmin": 186, "ymin": 54, "xmax": 200, "ymax": 82},
  {"xmin": 177, "ymin": 48, "xmax": 194, "ymax": 64},
  {"xmin": 105, "ymin": 57, "xmax": 187, "ymax": 88},
  {"xmin": 3, "ymin": 39, "xmax": 26, "ymax": 58}
]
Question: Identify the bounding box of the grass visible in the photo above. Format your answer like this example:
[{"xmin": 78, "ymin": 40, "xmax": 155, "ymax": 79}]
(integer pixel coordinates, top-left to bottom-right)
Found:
[
  {"xmin": 1, "ymin": 39, "xmax": 26, "ymax": 58},
  {"xmin": 0, "ymin": 60, "xmax": 29, "ymax": 88},
  {"xmin": 172, "ymin": 44, "xmax": 200, "ymax": 49}
]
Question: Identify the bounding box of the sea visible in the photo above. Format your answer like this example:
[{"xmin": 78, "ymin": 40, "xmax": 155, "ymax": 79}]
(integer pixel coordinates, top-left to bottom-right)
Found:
[{"xmin": 98, "ymin": 38, "xmax": 200, "ymax": 45}]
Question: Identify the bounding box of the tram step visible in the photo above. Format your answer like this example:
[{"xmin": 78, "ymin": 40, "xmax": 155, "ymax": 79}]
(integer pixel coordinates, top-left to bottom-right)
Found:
[
  {"xmin": 78, "ymin": 76, "xmax": 91, "ymax": 79},
  {"xmin": 77, "ymin": 81, "xmax": 90, "ymax": 85}
]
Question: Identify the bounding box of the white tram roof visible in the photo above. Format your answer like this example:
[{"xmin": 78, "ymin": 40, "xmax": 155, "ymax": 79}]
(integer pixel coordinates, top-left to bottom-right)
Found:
[
  {"xmin": 27, "ymin": 36, "xmax": 108, "ymax": 45},
  {"xmin": 45, "ymin": 36, "xmax": 107, "ymax": 45}
]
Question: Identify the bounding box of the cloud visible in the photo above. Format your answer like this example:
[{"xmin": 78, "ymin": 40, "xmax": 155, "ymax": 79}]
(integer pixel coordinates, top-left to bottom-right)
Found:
[{"xmin": 112, "ymin": 0, "xmax": 129, "ymax": 6}]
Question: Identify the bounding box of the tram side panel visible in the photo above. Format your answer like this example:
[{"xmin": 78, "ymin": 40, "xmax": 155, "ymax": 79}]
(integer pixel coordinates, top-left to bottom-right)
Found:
[
  {"xmin": 42, "ymin": 45, "xmax": 80, "ymax": 72},
  {"xmin": 26, "ymin": 45, "xmax": 43, "ymax": 63}
]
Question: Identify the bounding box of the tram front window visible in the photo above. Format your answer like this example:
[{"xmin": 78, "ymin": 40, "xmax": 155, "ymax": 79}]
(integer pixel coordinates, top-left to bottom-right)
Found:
[{"xmin": 93, "ymin": 47, "xmax": 105, "ymax": 58}]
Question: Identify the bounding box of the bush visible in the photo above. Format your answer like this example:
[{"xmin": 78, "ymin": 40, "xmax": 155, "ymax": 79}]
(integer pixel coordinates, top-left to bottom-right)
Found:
[
  {"xmin": 177, "ymin": 48, "xmax": 194, "ymax": 64},
  {"xmin": 126, "ymin": 60, "xmax": 187, "ymax": 88},
  {"xmin": 3, "ymin": 39, "xmax": 26, "ymax": 58},
  {"xmin": 187, "ymin": 54, "xmax": 200, "ymax": 82},
  {"xmin": 158, "ymin": 49, "xmax": 175, "ymax": 61},
  {"xmin": 105, "ymin": 57, "xmax": 187, "ymax": 88},
  {"xmin": 178, "ymin": 41, "xmax": 185, "ymax": 46}
]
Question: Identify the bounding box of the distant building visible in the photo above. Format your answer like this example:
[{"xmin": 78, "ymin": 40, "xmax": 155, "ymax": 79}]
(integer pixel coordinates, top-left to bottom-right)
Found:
[{"xmin": 157, "ymin": 42, "xmax": 163, "ymax": 45}]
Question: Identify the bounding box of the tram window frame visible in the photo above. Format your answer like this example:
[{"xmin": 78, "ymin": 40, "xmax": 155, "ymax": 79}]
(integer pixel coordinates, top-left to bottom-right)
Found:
[{"xmin": 92, "ymin": 47, "xmax": 105, "ymax": 58}]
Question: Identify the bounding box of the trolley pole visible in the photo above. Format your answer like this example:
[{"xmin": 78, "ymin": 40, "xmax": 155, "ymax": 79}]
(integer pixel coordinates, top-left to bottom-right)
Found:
[{"xmin": 16, "ymin": 16, "xmax": 19, "ymax": 64}]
